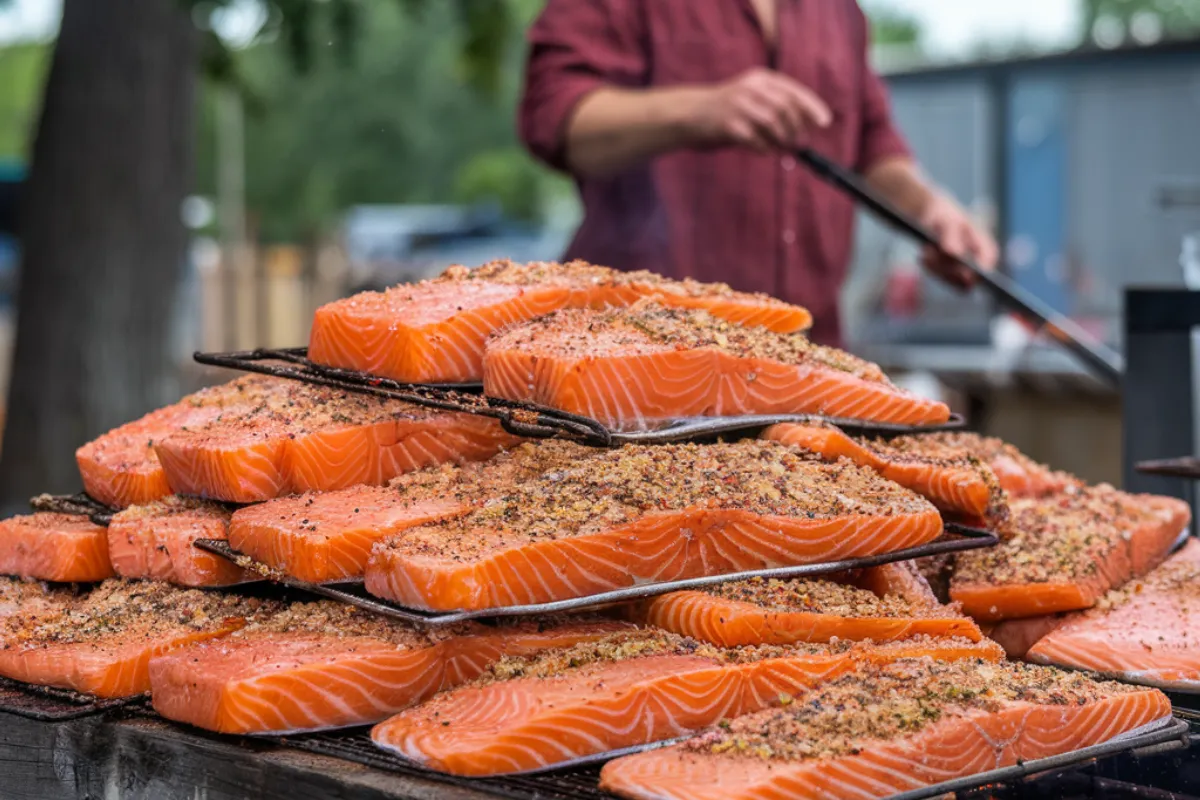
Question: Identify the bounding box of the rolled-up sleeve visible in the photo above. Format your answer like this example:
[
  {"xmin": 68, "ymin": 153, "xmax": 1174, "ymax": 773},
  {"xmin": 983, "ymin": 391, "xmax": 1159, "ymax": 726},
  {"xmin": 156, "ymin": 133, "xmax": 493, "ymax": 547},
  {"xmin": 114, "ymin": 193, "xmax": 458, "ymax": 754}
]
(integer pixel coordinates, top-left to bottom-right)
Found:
[
  {"xmin": 518, "ymin": 0, "xmax": 649, "ymax": 171},
  {"xmin": 851, "ymin": 3, "xmax": 911, "ymax": 173}
]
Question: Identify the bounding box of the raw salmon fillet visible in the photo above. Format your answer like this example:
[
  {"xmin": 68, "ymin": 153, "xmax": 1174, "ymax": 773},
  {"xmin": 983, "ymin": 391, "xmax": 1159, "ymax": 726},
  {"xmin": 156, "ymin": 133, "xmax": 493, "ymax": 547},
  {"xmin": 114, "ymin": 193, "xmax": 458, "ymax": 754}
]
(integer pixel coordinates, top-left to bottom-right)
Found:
[
  {"xmin": 599, "ymin": 659, "xmax": 1171, "ymax": 800},
  {"xmin": 483, "ymin": 302, "xmax": 950, "ymax": 429},
  {"xmin": 951, "ymin": 485, "xmax": 1191, "ymax": 623},
  {"xmin": 762, "ymin": 424, "xmax": 1013, "ymax": 526},
  {"xmin": 981, "ymin": 615, "xmax": 1068, "ymax": 660},
  {"xmin": 0, "ymin": 577, "xmax": 72, "ymax": 623},
  {"xmin": 154, "ymin": 378, "xmax": 520, "ymax": 503},
  {"xmin": 371, "ymin": 629, "xmax": 997, "ymax": 776},
  {"xmin": 308, "ymin": 260, "xmax": 811, "ymax": 384},
  {"xmin": 0, "ymin": 580, "xmax": 269, "ymax": 697},
  {"xmin": 227, "ymin": 442, "xmax": 564, "ymax": 583},
  {"xmin": 0, "ymin": 512, "xmax": 114, "ymax": 582},
  {"xmin": 1027, "ymin": 538, "xmax": 1200, "ymax": 690},
  {"xmin": 75, "ymin": 375, "xmax": 280, "ymax": 508},
  {"xmin": 149, "ymin": 604, "xmax": 633, "ymax": 735},
  {"xmin": 643, "ymin": 565, "xmax": 983, "ymax": 648},
  {"xmin": 106, "ymin": 496, "xmax": 248, "ymax": 587},
  {"xmin": 364, "ymin": 441, "xmax": 944, "ymax": 611}
]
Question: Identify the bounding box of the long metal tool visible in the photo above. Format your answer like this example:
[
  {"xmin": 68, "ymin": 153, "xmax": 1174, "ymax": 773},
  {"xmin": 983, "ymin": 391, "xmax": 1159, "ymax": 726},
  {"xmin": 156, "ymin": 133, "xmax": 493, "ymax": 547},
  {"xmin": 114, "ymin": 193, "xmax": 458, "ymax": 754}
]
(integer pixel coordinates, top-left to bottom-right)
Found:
[{"xmin": 797, "ymin": 147, "xmax": 1124, "ymax": 387}]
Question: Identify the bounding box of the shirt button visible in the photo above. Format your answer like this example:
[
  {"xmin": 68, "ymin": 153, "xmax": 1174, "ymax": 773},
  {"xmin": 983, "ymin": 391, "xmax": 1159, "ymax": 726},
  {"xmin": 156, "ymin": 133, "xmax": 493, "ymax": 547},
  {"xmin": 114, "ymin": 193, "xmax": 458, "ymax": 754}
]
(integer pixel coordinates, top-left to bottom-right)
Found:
[
  {"xmin": 781, "ymin": 156, "xmax": 796, "ymax": 171},
  {"xmin": 782, "ymin": 229, "xmax": 796, "ymax": 244}
]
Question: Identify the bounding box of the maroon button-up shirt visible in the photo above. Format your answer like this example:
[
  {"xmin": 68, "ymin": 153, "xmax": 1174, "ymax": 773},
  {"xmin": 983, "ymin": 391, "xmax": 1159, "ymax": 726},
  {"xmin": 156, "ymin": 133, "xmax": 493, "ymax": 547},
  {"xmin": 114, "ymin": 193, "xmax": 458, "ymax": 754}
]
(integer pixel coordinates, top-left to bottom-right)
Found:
[{"xmin": 519, "ymin": 0, "xmax": 911, "ymax": 346}]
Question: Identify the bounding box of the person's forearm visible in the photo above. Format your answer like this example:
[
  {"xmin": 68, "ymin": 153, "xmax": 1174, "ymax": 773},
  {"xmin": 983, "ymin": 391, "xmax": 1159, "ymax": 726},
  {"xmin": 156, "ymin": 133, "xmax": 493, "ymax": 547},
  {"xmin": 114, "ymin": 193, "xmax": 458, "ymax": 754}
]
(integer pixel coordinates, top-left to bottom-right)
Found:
[
  {"xmin": 864, "ymin": 156, "xmax": 935, "ymax": 219},
  {"xmin": 564, "ymin": 86, "xmax": 707, "ymax": 177}
]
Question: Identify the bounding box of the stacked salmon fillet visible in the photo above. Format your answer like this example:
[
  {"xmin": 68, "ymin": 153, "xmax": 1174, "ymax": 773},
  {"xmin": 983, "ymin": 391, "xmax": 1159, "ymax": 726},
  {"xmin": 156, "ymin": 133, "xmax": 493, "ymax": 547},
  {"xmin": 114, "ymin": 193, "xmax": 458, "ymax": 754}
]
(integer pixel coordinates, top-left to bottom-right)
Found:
[{"xmin": 0, "ymin": 259, "xmax": 1186, "ymax": 798}]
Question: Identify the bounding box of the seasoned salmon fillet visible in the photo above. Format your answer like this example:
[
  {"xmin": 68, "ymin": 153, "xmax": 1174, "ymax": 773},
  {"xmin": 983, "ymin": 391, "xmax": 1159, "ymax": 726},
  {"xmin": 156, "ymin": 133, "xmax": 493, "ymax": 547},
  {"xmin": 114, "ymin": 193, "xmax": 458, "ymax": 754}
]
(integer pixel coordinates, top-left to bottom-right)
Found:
[
  {"xmin": 364, "ymin": 441, "xmax": 944, "ymax": 611},
  {"xmin": 643, "ymin": 562, "xmax": 983, "ymax": 648},
  {"xmin": 154, "ymin": 378, "xmax": 520, "ymax": 503},
  {"xmin": 75, "ymin": 375, "xmax": 280, "ymax": 508},
  {"xmin": 0, "ymin": 580, "xmax": 271, "ymax": 697},
  {"xmin": 483, "ymin": 302, "xmax": 950, "ymax": 429},
  {"xmin": 371, "ymin": 629, "xmax": 997, "ymax": 777},
  {"xmin": 951, "ymin": 486, "xmax": 1191, "ymax": 622},
  {"xmin": 149, "ymin": 606, "xmax": 633, "ymax": 735},
  {"xmin": 308, "ymin": 260, "xmax": 812, "ymax": 384},
  {"xmin": 1026, "ymin": 538, "xmax": 1200, "ymax": 690},
  {"xmin": 0, "ymin": 512, "xmax": 114, "ymax": 582},
  {"xmin": 106, "ymin": 496, "xmax": 248, "ymax": 587},
  {"xmin": 599, "ymin": 659, "xmax": 1171, "ymax": 800}
]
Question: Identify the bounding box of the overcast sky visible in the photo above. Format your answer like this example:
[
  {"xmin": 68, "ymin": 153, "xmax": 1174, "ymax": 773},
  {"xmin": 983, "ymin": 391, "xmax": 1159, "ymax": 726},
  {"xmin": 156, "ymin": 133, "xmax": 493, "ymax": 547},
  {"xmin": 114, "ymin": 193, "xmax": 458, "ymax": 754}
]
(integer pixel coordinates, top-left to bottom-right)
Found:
[{"xmin": 0, "ymin": 0, "xmax": 1083, "ymax": 55}]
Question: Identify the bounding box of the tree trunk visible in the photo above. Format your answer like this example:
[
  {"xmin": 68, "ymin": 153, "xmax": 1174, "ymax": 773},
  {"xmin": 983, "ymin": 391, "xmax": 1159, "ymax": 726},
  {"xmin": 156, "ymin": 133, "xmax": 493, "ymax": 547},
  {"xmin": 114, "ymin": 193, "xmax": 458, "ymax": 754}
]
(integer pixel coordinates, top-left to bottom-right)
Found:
[{"xmin": 0, "ymin": 0, "xmax": 196, "ymax": 509}]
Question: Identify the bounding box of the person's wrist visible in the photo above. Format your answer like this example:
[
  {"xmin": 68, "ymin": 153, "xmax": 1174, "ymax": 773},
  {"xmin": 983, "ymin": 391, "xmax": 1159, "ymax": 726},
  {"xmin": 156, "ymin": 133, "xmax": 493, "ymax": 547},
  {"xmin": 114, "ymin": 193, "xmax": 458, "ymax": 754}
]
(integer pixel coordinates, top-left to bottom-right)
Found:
[{"xmin": 666, "ymin": 85, "xmax": 717, "ymax": 146}]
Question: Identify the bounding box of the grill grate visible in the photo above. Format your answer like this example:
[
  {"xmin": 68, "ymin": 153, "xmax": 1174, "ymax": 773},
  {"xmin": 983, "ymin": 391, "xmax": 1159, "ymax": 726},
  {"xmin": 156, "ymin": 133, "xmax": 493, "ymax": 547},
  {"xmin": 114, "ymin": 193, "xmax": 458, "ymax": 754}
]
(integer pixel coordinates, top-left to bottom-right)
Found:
[
  {"xmin": 195, "ymin": 522, "xmax": 998, "ymax": 627},
  {"xmin": 193, "ymin": 347, "xmax": 965, "ymax": 447},
  {"xmin": 1136, "ymin": 457, "xmax": 1200, "ymax": 480},
  {"xmin": 0, "ymin": 676, "xmax": 146, "ymax": 722},
  {"xmin": 28, "ymin": 492, "xmax": 115, "ymax": 525}
]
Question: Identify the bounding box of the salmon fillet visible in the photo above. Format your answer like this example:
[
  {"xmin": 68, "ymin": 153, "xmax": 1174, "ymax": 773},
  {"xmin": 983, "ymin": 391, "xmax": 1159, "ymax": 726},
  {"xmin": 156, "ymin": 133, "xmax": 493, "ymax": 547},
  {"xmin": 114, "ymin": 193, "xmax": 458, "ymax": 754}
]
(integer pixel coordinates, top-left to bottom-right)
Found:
[
  {"xmin": 0, "ymin": 580, "xmax": 271, "ymax": 697},
  {"xmin": 1026, "ymin": 538, "xmax": 1200, "ymax": 690},
  {"xmin": 951, "ymin": 486, "xmax": 1191, "ymax": 622},
  {"xmin": 0, "ymin": 577, "xmax": 72, "ymax": 623},
  {"xmin": 106, "ymin": 496, "xmax": 248, "ymax": 587},
  {"xmin": 371, "ymin": 630, "xmax": 998, "ymax": 776},
  {"xmin": 363, "ymin": 441, "xmax": 944, "ymax": 611},
  {"xmin": 149, "ymin": 604, "xmax": 633, "ymax": 735},
  {"xmin": 75, "ymin": 375, "xmax": 280, "ymax": 508},
  {"xmin": 762, "ymin": 424, "xmax": 1016, "ymax": 527},
  {"xmin": 308, "ymin": 260, "xmax": 812, "ymax": 384},
  {"xmin": 981, "ymin": 616, "xmax": 1068, "ymax": 660},
  {"xmin": 0, "ymin": 512, "xmax": 114, "ymax": 582},
  {"xmin": 599, "ymin": 659, "xmax": 1172, "ymax": 800},
  {"xmin": 483, "ymin": 302, "xmax": 950, "ymax": 429},
  {"xmin": 154, "ymin": 378, "xmax": 520, "ymax": 503},
  {"xmin": 643, "ymin": 564, "xmax": 983, "ymax": 648},
  {"xmin": 227, "ymin": 442, "xmax": 565, "ymax": 583}
]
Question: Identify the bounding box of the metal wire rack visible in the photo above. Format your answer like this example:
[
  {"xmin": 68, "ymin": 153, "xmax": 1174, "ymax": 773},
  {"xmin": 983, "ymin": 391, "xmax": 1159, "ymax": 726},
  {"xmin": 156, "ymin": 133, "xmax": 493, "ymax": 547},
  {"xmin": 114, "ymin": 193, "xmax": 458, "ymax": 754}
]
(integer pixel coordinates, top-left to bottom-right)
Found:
[
  {"xmin": 0, "ymin": 676, "xmax": 146, "ymax": 722},
  {"xmin": 1136, "ymin": 457, "xmax": 1200, "ymax": 480},
  {"xmin": 193, "ymin": 347, "xmax": 966, "ymax": 447},
  {"xmin": 29, "ymin": 492, "xmax": 115, "ymax": 526},
  {"xmin": 195, "ymin": 522, "xmax": 998, "ymax": 627}
]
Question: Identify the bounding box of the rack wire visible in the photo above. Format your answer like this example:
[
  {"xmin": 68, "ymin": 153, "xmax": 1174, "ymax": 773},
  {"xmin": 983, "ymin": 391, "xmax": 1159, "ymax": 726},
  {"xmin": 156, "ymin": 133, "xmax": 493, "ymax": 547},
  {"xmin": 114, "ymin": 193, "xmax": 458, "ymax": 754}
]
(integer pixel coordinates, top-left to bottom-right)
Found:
[
  {"xmin": 1136, "ymin": 457, "xmax": 1200, "ymax": 480},
  {"xmin": 195, "ymin": 522, "xmax": 998, "ymax": 627},
  {"xmin": 0, "ymin": 676, "xmax": 146, "ymax": 722},
  {"xmin": 29, "ymin": 492, "xmax": 115, "ymax": 526},
  {"xmin": 193, "ymin": 347, "xmax": 965, "ymax": 447}
]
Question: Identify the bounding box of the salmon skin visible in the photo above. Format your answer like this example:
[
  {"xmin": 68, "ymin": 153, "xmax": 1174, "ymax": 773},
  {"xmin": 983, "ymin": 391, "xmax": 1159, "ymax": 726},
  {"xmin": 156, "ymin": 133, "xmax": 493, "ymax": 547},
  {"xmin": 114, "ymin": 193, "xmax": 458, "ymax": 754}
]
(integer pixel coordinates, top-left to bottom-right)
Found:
[
  {"xmin": 0, "ymin": 580, "xmax": 272, "ymax": 698},
  {"xmin": 951, "ymin": 485, "xmax": 1191, "ymax": 623},
  {"xmin": 483, "ymin": 301, "xmax": 950, "ymax": 430},
  {"xmin": 227, "ymin": 442, "xmax": 566, "ymax": 583},
  {"xmin": 0, "ymin": 512, "xmax": 115, "ymax": 582},
  {"xmin": 75, "ymin": 375, "xmax": 280, "ymax": 508},
  {"xmin": 643, "ymin": 562, "xmax": 984, "ymax": 648},
  {"xmin": 308, "ymin": 260, "xmax": 812, "ymax": 384},
  {"xmin": 371, "ymin": 630, "xmax": 999, "ymax": 777},
  {"xmin": 762, "ymin": 424, "xmax": 1017, "ymax": 527},
  {"xmin": 363, "ymin": 440, "xmax": 944, "ymax": 612},
  {"xmin": 153, "ymin": 376, "xmax": 520, "ymax": 503},
  {"xmin": 599, "ymin": 658, "xmax": 1172, "ymax": 800},
  {"xmin": 107, "ymin": 496, "xmax": 248, "ymax": 587},
  {"xmin": 1026, "ymin": 538, "xmax": 1200, "ymax": 690},
  {"xmin": 149, "ymin": 605, "xmax": 633, "ymax": 735}
]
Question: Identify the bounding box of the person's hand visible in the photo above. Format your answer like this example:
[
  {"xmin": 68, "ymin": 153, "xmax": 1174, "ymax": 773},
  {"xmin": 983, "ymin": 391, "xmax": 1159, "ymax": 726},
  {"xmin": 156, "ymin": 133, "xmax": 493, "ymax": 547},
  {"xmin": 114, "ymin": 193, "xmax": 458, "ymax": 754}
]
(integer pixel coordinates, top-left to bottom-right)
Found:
[
  {"xmin": 686, "ymin": 68, "xmax": 832, "ymax": 152},
  {"xmin": 917, "ymin": 191, "xmax": 999, "ymax": 289}
]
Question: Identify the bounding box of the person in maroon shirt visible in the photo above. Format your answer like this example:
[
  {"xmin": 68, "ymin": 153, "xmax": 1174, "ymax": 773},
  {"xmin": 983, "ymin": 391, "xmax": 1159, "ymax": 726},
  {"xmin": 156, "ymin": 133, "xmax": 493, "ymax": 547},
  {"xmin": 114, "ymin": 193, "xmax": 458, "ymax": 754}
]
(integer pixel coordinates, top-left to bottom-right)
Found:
[{"xmin": 519, "ymin": 0, "xmax": 998, "ymax": 346}]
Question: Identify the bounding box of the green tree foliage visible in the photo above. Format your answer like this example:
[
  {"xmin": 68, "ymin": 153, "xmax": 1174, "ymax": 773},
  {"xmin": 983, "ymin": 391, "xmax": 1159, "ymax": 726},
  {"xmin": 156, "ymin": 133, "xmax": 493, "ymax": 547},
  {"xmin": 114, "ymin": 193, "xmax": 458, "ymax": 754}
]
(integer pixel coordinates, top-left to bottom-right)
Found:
[
  {"xmin": 1081, "ymin": 0, "xmax": 1200, "ymax": 38},
  {"xmin": 862, "ymin": 1, "xmax": 923, "ymax": 47},
  {"xmin": 0, "ymin": 42, "xmax": 49, "ymax": 161}
]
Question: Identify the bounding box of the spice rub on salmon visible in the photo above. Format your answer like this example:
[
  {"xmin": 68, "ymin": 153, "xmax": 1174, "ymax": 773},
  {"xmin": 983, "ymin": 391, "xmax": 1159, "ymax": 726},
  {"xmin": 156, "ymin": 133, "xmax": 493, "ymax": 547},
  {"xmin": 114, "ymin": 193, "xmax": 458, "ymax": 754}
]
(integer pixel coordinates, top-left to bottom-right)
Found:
[
  {"xmin": 153, "ymin": 377, "xmax": 520, "ymax": 503},
  {"xmin": 75, "ymin": 375, "xmax": 281, "ymax": 508},
  {"xmin": 106, "ymin": 496, "xmax": 248, "ymax": 587},
  {"xmin": 227, "ymin": 441, "xmax": 570, "ymax": 583},
  {"xmin": 951, "ymin": 485, "xmax": 1191, "ymax": 623},
  {"xmin": 149, "ymin": 603, "xmax": 633, "ymax": 735},
  {"xmin": 644, "ymin": 562, "xmax": 983, "ymax": 648},
  {"xmin": 0, "ymin": 580, "xmax": 271, "ymax": 697},
  {"xmin": 599, "ymin": 658, "xmax": 1171, "ymax": 800},
  {"xmin": 364, "ymin": 440, "xmax": 944, "ymax": 612},
  {"xmin": 0, "ymin": 512, "xmax": 115, "ymax": 582},
  {"xmin": 308, "ymin": 259, "xmax": 812, "ymax": 384},
  {"xmin": 1026, "ymin": 538, "xmax": 1200, "ymax": 690},
  {"xmin": 483, "ymin": 301, "xmax": 950, "ymax": 430}
]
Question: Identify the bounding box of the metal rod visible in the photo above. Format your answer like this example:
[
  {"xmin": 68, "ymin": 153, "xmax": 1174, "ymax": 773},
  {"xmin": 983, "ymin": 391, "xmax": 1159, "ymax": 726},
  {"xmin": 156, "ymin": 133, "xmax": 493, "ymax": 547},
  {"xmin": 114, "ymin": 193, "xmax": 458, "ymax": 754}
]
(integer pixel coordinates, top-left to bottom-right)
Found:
[{"xmin": 796, "ymin": 147, "xmax": 1124, "ymax": 387}]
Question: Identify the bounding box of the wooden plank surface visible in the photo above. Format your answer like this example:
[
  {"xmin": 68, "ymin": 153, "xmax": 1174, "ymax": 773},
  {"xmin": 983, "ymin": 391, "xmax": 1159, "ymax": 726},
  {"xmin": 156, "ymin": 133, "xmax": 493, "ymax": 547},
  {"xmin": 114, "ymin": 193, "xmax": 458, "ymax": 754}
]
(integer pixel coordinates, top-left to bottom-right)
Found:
[{"xmin": 0, "ymin": 710, "xmax": 509, "ymax": 800}]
